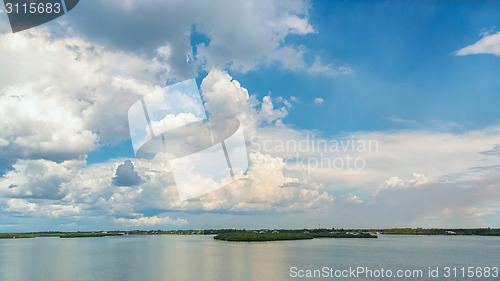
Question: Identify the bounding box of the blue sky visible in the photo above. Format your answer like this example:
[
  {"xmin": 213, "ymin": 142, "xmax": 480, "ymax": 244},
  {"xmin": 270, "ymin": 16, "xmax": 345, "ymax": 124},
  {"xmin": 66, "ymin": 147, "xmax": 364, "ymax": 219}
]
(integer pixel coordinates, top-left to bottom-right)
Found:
[
  {"xmin": 1, "ymin": 0, "xmax": 500, "ymax": 232},
  {"xmin": 233, "ymin": 1, "xmax": 500, "ymax": 134}
]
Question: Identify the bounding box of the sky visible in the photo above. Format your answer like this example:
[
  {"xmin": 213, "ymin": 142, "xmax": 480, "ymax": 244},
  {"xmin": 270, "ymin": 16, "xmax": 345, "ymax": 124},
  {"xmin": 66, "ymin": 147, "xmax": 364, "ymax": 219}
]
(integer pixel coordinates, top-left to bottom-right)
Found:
[{"xmin": 1, "ymin": 0, "xmax": 500, "ymax": 232}]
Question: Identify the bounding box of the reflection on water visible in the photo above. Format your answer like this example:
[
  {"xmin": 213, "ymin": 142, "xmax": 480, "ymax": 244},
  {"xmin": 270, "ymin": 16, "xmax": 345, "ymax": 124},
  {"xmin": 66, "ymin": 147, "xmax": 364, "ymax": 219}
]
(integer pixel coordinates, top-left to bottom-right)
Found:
[{"xmin": 0, "ymin": 235, "xmax": 499, "ymax": 280}]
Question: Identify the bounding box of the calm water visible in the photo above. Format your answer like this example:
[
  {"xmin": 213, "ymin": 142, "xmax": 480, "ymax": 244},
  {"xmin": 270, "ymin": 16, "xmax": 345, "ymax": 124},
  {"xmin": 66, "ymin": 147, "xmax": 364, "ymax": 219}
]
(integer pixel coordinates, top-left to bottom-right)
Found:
[{"xmin": 0, "ymin": 235, "xmax": 499, "ymax": 280}]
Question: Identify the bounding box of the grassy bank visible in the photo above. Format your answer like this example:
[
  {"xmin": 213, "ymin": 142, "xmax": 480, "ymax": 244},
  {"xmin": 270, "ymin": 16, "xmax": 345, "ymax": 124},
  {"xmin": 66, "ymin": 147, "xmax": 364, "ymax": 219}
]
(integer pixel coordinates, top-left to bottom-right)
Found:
[{"xmin": 0, "ymin": 233, "xmax": 124, "ymax": 239}]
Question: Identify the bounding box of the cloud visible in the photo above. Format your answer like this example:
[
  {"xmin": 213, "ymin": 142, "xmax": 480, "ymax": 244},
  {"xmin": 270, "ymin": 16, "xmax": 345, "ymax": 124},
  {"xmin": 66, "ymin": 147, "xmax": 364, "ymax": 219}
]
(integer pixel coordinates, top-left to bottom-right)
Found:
[
  {"xmin": 150, "ymin": 113, "xmax": 203, "ymax": 136},
  {"xmin": 0, "ymin": 141, "xmax": 333, "ymax": 222},
  {"xmin": 201, "ymin": 69, "xmax": 259, "ymax": 130},
  {"xmin": 5, "ymin": 199, "xmax": 37, "ymax": 212},
  {"xmin": 112, "ymin": 160, "xmax": 144, "ymax": 187},
  {"xmin": 201, "ymin": 69, "xmax": 290, "ymax": 135},
  {"xmin": 0, "ymin": 0, "xmax": 352, "ymax": 173},
  {"xmin": 0, "ymin": 4, "xmax": 354, "ymax": 229},
  {"xmin": 0, "ymin": 28, "xmax": 169, "ymax": 172},
  {"xmin": 0, "ymin": 159, "xmax": 83, "ymax": 199},
  {"xmin": 387, "ymin": 117, "xmax": 421, "ymax": 127},
  {"xmin": 2, "ymin": 68, "xmax": 500, "ymax": 228},
  {"xmin": 63, "ymin": 0, "xmax": 350, "ymax": 75},
  {"xmin": 0, "ymin": 158, "xmax": 143, "ymax": 218},
  {"xmin": 346, "ymin": 193, "xmax": 363, "ymax": 204},
  {"xmin": 192, "ymin": 1, "xmax": 316, "ymax": 73},
  {"xmin": 114, "ymin": 216, "xmax": 187, "ymax": 226},
  {"xmin": 480, "ymin": 144, "xmax": 500, "ymax": 156},
  {"xmin": 360, "ymin": 171, "xmax": 500, "ymax": 227},
  {"xmin": 0, "ymin": 138, "xmax": 9, "ymax": 147},
  {"xmin": 259, "ymin": 96, "xmax": 288, "ymax": 123},
  {"xmin": 313, "ymin": 97, "xmax": 324, "ymax": 105},
  {"xmin": 307, "ymin": 56, "xmax": 354, "ymax": 76},
  {"xmin": 385, "ymin": 173, "xmax": 429, "ymax": 189},
  {"xmin": 4, "ymin": 198, "xmax": 80, "ymax": 218},
  {"xmin": 283, "ymin": 15, "xmax": 315, "ymax": 35},
  {"xmin": 455, "ymin": 31, "xmax": 500, "ymax": 56}
]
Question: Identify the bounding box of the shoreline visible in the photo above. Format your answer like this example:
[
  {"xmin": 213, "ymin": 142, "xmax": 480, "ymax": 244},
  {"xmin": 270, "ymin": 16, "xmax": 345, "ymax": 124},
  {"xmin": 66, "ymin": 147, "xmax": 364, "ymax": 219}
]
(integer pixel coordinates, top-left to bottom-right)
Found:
[{"xmin": 2, "ymin": 228, "xmax": 499, "ymax": 240}]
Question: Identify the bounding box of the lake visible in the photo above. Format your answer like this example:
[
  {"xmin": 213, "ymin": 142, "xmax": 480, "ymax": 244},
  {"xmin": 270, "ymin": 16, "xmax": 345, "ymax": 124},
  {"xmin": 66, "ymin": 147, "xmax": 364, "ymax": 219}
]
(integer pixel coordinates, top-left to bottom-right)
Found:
[{"xmin": 0, "ymin": 235, "xmax": 499, "ymax": 280}]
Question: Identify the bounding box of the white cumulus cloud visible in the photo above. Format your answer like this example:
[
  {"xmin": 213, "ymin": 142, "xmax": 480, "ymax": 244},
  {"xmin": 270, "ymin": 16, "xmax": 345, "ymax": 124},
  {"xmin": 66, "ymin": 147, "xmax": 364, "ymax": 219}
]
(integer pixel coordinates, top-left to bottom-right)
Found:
[
  {"xmin": 0, "ymin": 28, "xmax": 170, "ymax": 169},
  {"xmin": 455, "ymin": 31, "xmax": 500, "ymax": 56},
  {"xmin": 313, "ymin": 97, "xmax": 324, "ymax": 104}
]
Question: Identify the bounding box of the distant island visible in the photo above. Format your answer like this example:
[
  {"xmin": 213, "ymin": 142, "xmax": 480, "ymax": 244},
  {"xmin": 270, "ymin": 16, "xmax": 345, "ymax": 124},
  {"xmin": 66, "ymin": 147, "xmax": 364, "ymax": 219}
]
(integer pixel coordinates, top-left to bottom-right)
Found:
[
  {"xmin": 214, "ymin": 232, "xmax": 376, "ymax": 242},
  {"xmin": 0, "ymin": 228, "xmax": 499, "ymax": 240},
  {"xmin": 379, "ymin": 228, "xmax": 500, "ymax": 236}
]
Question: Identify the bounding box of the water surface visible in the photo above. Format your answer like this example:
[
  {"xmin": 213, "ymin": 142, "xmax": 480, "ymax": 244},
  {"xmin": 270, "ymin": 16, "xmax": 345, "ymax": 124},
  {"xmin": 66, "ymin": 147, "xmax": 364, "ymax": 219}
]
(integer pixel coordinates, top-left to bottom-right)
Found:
[{"xmin": 0, "ymin": 235, "xmax": 498, "ymax": 280}]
